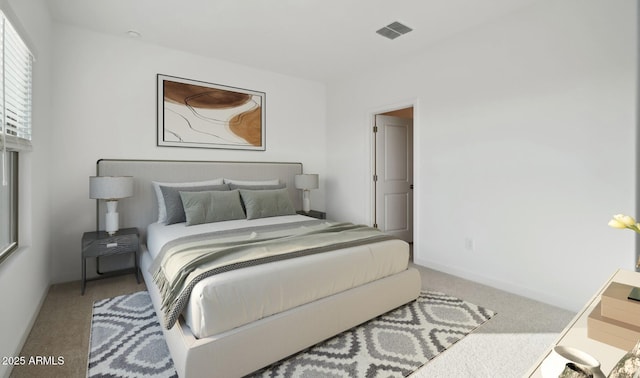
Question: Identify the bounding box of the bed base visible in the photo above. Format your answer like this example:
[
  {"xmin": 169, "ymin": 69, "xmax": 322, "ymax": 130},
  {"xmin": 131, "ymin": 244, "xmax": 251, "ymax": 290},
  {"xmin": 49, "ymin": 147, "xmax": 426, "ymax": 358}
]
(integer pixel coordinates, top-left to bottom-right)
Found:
[
  {"xmin": 141, "ymin": 249, "xmax": 421, "ymax": 378},
  {"xmin": 99, "ymin": 159, "xmax": 423, "ymax": 377}
]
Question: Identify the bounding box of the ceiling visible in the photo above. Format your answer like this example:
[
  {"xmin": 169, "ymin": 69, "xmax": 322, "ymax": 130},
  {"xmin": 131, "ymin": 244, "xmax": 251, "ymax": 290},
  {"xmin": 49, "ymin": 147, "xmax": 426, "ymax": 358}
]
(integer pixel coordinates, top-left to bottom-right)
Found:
[{"xmin": 46, "ymin": 0, "xmax": 540, "ymax": 82}]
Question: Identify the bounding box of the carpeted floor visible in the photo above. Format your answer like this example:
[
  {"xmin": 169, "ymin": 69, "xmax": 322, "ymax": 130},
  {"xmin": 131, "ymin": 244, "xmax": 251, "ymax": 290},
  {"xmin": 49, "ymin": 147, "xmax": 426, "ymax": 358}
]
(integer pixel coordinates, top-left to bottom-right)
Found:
[
  {"xmin": 87, "ymin": 290, "xmax": 495, "ymax": 377},
  {"xmin": 412, "ymin": 332, "xmax": 560, "ymax": 377},
  {"xmin": 10, "ymin": 275, "xmax": 147, "ymax": 378},
  {"xmin": 10, "ymin": 265, "xmax": 575, "ymax": 378}
]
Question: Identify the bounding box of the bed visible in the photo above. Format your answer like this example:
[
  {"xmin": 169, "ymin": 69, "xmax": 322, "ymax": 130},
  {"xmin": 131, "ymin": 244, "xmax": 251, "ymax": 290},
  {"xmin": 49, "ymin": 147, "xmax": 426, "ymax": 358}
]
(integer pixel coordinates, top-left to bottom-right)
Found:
[{"xmin": 96, "ymin": 159, "xmax": 421, "ymax": 377}]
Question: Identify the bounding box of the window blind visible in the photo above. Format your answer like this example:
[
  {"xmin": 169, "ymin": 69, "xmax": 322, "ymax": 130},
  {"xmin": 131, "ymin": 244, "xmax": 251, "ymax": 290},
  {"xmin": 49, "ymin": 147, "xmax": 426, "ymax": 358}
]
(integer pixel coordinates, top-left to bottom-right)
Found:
[{"xmin": 0, "ymin": 10, "xmax": 33, "ymax": 152}]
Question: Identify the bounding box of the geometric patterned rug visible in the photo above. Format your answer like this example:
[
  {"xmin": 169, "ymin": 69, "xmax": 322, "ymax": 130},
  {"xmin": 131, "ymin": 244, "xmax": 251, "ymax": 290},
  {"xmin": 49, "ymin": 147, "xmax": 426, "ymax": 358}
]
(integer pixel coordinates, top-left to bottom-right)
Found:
[
  {"xmin": 88, "ymin": 290, "xmax": 495, "ymax": 378},
  {"xmin": 87, "ymin": 291, "xmax": 177, "ymax": 378},
  {"xmin": 249, "ymin": 291, "xmax": 496, "ymax": 377}
]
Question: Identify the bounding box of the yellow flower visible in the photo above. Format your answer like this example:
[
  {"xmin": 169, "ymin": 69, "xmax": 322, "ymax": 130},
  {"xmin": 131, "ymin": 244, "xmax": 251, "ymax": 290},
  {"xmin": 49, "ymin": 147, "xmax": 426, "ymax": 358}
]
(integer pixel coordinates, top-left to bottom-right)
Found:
[
  {"xmin": 609, "ymin": 214, "xmax": 640, "ymax": 268},
  {"xmin": 608, "ymin": 219, "xmax": 627, "ymax": 229},
  {"xmin": 613, "ymin": 214, "xmax": 637, "ymax": 227}
]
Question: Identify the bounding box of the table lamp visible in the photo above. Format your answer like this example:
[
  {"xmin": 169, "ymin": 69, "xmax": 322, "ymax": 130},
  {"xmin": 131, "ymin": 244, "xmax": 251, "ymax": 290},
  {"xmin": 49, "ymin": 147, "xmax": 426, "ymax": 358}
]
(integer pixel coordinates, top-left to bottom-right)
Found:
[
  {"xmin": 89, "ymin": 176, "xmax": 133, "ymax": 235},
  {"xmin": 295, "ymin": 174, "xmax": 318, "ymax": 213}
]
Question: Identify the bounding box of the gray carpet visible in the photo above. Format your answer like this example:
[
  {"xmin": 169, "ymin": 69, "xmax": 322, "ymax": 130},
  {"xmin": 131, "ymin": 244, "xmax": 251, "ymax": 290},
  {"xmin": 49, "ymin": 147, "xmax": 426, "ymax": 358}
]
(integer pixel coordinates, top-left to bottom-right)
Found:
[
  {"xmin": 413, "ymin": 265, "xmax": 576, "ymax": 377},
  {"xmin": 89, "ymin": 290, "xmax": 496, "ymax": 377},
  {"xmin": 12, "ymin": 264, "xmax": 574, "ymax": 378}
]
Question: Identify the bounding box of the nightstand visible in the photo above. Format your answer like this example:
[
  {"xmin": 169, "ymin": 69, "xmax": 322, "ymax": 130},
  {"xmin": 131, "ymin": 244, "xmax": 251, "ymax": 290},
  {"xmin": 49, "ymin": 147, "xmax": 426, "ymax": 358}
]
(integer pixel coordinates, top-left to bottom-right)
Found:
[
  {"xmin": 81, "ymin": 227, "xmax": 141, "ymax": 295},
  {"xmin": 297, "ymin": 210, "xmax": 326, "ymax": 219}
]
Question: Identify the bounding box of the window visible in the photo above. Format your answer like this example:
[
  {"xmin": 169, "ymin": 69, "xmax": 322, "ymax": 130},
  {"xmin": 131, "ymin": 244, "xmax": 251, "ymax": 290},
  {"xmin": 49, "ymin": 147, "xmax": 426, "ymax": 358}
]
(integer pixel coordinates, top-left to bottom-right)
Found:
[
  {"xmin": 0, "ymin": 10, "xmax": 33, "ymax": 264},
  {"xmin": 0, "ymin": 151, "xmax": 17, "ymax": 262}
]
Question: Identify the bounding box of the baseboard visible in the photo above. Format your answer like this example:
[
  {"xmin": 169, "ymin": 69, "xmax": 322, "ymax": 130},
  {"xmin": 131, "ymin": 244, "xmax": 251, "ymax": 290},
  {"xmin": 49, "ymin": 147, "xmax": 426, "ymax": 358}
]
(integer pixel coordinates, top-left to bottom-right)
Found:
[{"xmin": 413, "ymin": 257, "xmax": 577, "ymax": 312}]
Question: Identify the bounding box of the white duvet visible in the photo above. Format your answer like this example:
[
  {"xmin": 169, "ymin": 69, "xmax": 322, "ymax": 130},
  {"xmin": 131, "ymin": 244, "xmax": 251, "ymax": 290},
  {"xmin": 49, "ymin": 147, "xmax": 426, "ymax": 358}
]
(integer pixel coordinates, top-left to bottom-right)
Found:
[{"xmin": 146, "ymin": 215, "xmax": 410, "ymax": 339}]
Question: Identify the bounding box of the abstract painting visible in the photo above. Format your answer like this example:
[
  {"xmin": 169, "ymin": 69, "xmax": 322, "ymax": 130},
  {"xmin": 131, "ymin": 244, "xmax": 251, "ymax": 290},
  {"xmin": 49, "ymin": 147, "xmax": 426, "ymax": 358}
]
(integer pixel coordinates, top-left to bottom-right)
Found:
[{"xmin": 157, "ymin": 74, "xmax": 265, "ymax": 150}]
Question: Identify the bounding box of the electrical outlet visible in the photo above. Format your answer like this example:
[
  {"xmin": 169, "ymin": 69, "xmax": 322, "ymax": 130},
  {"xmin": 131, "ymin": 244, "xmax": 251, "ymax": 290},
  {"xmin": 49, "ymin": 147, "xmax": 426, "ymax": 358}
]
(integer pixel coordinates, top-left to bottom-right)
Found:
[{"xmin": 464, "ymin": 237, "xmax": 474, "ymax": 251}]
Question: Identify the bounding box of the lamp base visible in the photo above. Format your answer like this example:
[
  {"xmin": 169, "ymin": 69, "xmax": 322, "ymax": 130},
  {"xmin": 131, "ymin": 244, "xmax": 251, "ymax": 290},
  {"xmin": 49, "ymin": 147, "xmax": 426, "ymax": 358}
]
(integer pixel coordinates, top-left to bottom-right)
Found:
[
  {"xmin": 105, "ymin": 200, "xmax": 119, "ymax": 236},
  {"xmin": 302, "ymin": 190, "xmax": 311, "ymax": 213},
  {"xmin": 105, "ymin": 212, "xmax": 118, "ymax": 235}
]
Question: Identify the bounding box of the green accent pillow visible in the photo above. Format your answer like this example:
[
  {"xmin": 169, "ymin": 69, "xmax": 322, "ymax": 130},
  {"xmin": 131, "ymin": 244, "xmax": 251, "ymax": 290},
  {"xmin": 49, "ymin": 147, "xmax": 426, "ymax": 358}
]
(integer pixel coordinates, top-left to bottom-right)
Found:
[
  {"xmin": 179, "ymin": 190, "xmax": 246, "ymax": 226},
  {"xmin": 161, "ymin": 184, "xmax": 230, "ymax": 225},
  {"xmin": 239, "ymin": 188, "xmax": 296, "ymax": 220}
]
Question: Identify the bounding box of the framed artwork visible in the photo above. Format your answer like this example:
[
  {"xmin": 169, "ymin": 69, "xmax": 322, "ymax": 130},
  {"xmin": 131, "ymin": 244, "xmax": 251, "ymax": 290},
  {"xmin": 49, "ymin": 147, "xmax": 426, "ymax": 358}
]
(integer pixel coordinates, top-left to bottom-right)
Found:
[{"xmin": 157, "ymin": 74, "xmax": 266, "ymax": 150}]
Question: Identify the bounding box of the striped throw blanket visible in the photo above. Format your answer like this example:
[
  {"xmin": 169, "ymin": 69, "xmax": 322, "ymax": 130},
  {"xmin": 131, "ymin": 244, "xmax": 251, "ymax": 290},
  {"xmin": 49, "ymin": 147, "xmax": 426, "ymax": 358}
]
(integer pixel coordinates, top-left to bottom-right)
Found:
[{"xmin": 150, "ymin": 220, "xmax": 395, "ymax": 329}]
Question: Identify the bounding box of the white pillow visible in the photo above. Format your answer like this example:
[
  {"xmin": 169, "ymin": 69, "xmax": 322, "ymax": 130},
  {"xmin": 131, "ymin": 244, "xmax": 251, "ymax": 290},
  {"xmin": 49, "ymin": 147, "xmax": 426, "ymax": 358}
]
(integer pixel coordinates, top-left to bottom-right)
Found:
[
  {"xmin": 152, "ymin": 178, "xmax": 224, "ymax": 223},
  {"xmin": 223, "ymin": 178, "xmax": 279, "ymax": 185}
]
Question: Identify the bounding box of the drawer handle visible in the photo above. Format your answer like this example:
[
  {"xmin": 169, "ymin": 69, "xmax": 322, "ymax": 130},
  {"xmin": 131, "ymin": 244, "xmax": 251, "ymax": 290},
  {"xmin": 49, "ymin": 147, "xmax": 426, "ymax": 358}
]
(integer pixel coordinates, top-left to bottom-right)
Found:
[{"xmin": 106, "ymin": 242, "xmax": 118, "ymax": 248}]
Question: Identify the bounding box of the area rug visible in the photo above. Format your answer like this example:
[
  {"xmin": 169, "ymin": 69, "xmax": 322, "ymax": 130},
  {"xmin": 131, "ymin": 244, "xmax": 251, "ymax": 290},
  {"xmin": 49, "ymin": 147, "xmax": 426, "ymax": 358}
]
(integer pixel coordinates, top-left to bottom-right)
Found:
[
  {"xmin": 88, "ymin": 291, "xmax": 177, "ymax": 378},
  {"xmin": 88, "ymin": 291, "xmax": 495, "ymax": 378}
]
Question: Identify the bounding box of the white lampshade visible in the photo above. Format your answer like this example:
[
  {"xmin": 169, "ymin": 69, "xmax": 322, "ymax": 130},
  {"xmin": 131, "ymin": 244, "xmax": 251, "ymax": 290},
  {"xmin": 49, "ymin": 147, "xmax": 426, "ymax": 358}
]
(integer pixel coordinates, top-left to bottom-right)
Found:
[
  {"xmin": 89, "ymin": 176, "xmax": 134, "ymax": 200},
  {"xmin": 294, "ymin": 174, "xmax": 319, "ymax": 190},
  {"xmin": 89, "ymin": 176, "xmax": 133, "ymax": 235}
]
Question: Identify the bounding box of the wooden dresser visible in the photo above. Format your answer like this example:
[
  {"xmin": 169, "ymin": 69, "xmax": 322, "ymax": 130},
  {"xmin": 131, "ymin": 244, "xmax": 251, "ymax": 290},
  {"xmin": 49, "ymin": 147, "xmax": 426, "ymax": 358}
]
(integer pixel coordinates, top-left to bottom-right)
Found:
[{"xmin": 527, "ymin": 269, "xmax": 640, "ymax": 376}]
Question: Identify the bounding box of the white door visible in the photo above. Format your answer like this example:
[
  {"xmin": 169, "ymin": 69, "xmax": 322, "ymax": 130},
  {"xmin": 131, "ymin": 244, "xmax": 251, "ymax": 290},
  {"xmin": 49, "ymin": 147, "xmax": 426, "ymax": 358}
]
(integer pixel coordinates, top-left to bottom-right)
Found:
[{"xmin": 374, "ymin": 114, "xmax": 413, "ymax": 243}]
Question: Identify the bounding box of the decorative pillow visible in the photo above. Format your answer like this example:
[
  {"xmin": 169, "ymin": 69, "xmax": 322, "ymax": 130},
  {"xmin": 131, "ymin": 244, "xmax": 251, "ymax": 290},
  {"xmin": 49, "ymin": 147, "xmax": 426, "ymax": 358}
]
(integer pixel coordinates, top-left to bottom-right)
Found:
[
  {"xmin": 228, "ymin": 183, "xmax": 286, "ymax": 191},
  {"xmin": 180, "ymin": 190, "xmax": 246, "ymax": 226},
  {"xmin": 152, "ymin": 178, "xmax": 224, "ymax": 223},
  {"xmin": 224, "ymin": 178, "xmax": 279, "ymax": 186},
  {"xmin": 160, "ymin": 184, "xmax": 229, "ymax": 225},
  {"xmin": 239, "ymin": 188, "xmax": 296, "ymax": 220}
]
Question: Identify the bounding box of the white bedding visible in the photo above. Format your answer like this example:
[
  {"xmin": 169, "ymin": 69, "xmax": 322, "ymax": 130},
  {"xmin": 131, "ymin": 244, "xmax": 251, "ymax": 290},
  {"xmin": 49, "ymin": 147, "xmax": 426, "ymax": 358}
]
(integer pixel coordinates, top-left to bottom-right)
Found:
[{"xmin": 146, "ymin": 215, "xmax": 410, "ymax": 339}]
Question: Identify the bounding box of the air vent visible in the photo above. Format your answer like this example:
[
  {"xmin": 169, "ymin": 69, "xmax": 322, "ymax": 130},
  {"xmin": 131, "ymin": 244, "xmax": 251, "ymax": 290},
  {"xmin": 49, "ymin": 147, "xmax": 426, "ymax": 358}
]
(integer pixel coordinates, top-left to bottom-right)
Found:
[{"xmin": 376, "ymin": 21, "xmax": 413, "ymax": 40}]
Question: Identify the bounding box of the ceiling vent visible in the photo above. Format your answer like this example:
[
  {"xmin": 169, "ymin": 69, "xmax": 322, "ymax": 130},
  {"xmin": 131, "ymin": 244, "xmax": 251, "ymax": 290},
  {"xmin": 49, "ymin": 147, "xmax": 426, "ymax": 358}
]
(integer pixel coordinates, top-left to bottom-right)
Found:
[{"xmin": 376, "ymin": 21, "xmax": 413, "ymax": 40}]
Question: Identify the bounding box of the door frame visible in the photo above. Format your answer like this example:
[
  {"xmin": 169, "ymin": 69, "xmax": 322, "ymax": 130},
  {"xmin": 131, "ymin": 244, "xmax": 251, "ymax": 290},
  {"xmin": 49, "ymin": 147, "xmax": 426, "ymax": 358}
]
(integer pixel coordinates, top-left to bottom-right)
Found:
[{"xmin": 368, "ymin": 100, "xmax": 418, "ymax": 243}]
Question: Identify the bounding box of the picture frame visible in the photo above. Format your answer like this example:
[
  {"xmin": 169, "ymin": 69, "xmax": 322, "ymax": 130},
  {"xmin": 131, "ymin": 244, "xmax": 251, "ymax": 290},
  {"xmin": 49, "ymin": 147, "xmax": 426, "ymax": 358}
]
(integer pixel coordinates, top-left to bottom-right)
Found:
[{"xmin": 157, "ymin": 74, "xmax": 266, "ymax": 151}]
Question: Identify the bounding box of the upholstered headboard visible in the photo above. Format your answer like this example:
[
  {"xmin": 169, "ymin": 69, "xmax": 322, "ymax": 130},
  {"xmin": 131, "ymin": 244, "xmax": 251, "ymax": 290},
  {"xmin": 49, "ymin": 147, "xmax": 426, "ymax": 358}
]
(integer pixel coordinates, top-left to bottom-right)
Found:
[{"xmin": 96, "ymin": 159, "xmax": 303, "ymax": 241}]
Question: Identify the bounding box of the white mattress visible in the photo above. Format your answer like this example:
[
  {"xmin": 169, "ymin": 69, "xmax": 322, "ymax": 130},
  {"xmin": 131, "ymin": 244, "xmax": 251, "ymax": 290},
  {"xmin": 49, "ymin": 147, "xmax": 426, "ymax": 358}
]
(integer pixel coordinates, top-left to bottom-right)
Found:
[{"xmin": 146, "ymin": 215, "xmax": 410, "ymax": 339}]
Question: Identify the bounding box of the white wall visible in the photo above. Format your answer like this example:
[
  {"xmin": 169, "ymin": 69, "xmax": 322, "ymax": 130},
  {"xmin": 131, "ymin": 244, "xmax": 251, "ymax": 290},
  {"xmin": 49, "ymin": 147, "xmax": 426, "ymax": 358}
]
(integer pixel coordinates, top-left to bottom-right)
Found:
[
  {"xmin": 50, "ymin": 24, "xmax": 327, "ymax": 283},
  {"xmin": 327, "ymin": 0, "xmax": 637, "ymax": 311},
  {"xmin": 0, "ymin": 0, "xmax": 52, "ymax": 376}
]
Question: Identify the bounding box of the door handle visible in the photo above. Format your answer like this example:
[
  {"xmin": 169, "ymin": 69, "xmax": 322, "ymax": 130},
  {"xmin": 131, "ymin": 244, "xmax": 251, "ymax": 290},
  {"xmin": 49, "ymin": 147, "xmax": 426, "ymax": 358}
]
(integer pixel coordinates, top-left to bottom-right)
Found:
[{"xmin": 410, "ymin": 184, "xmax": 414, "ymax": 190}]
